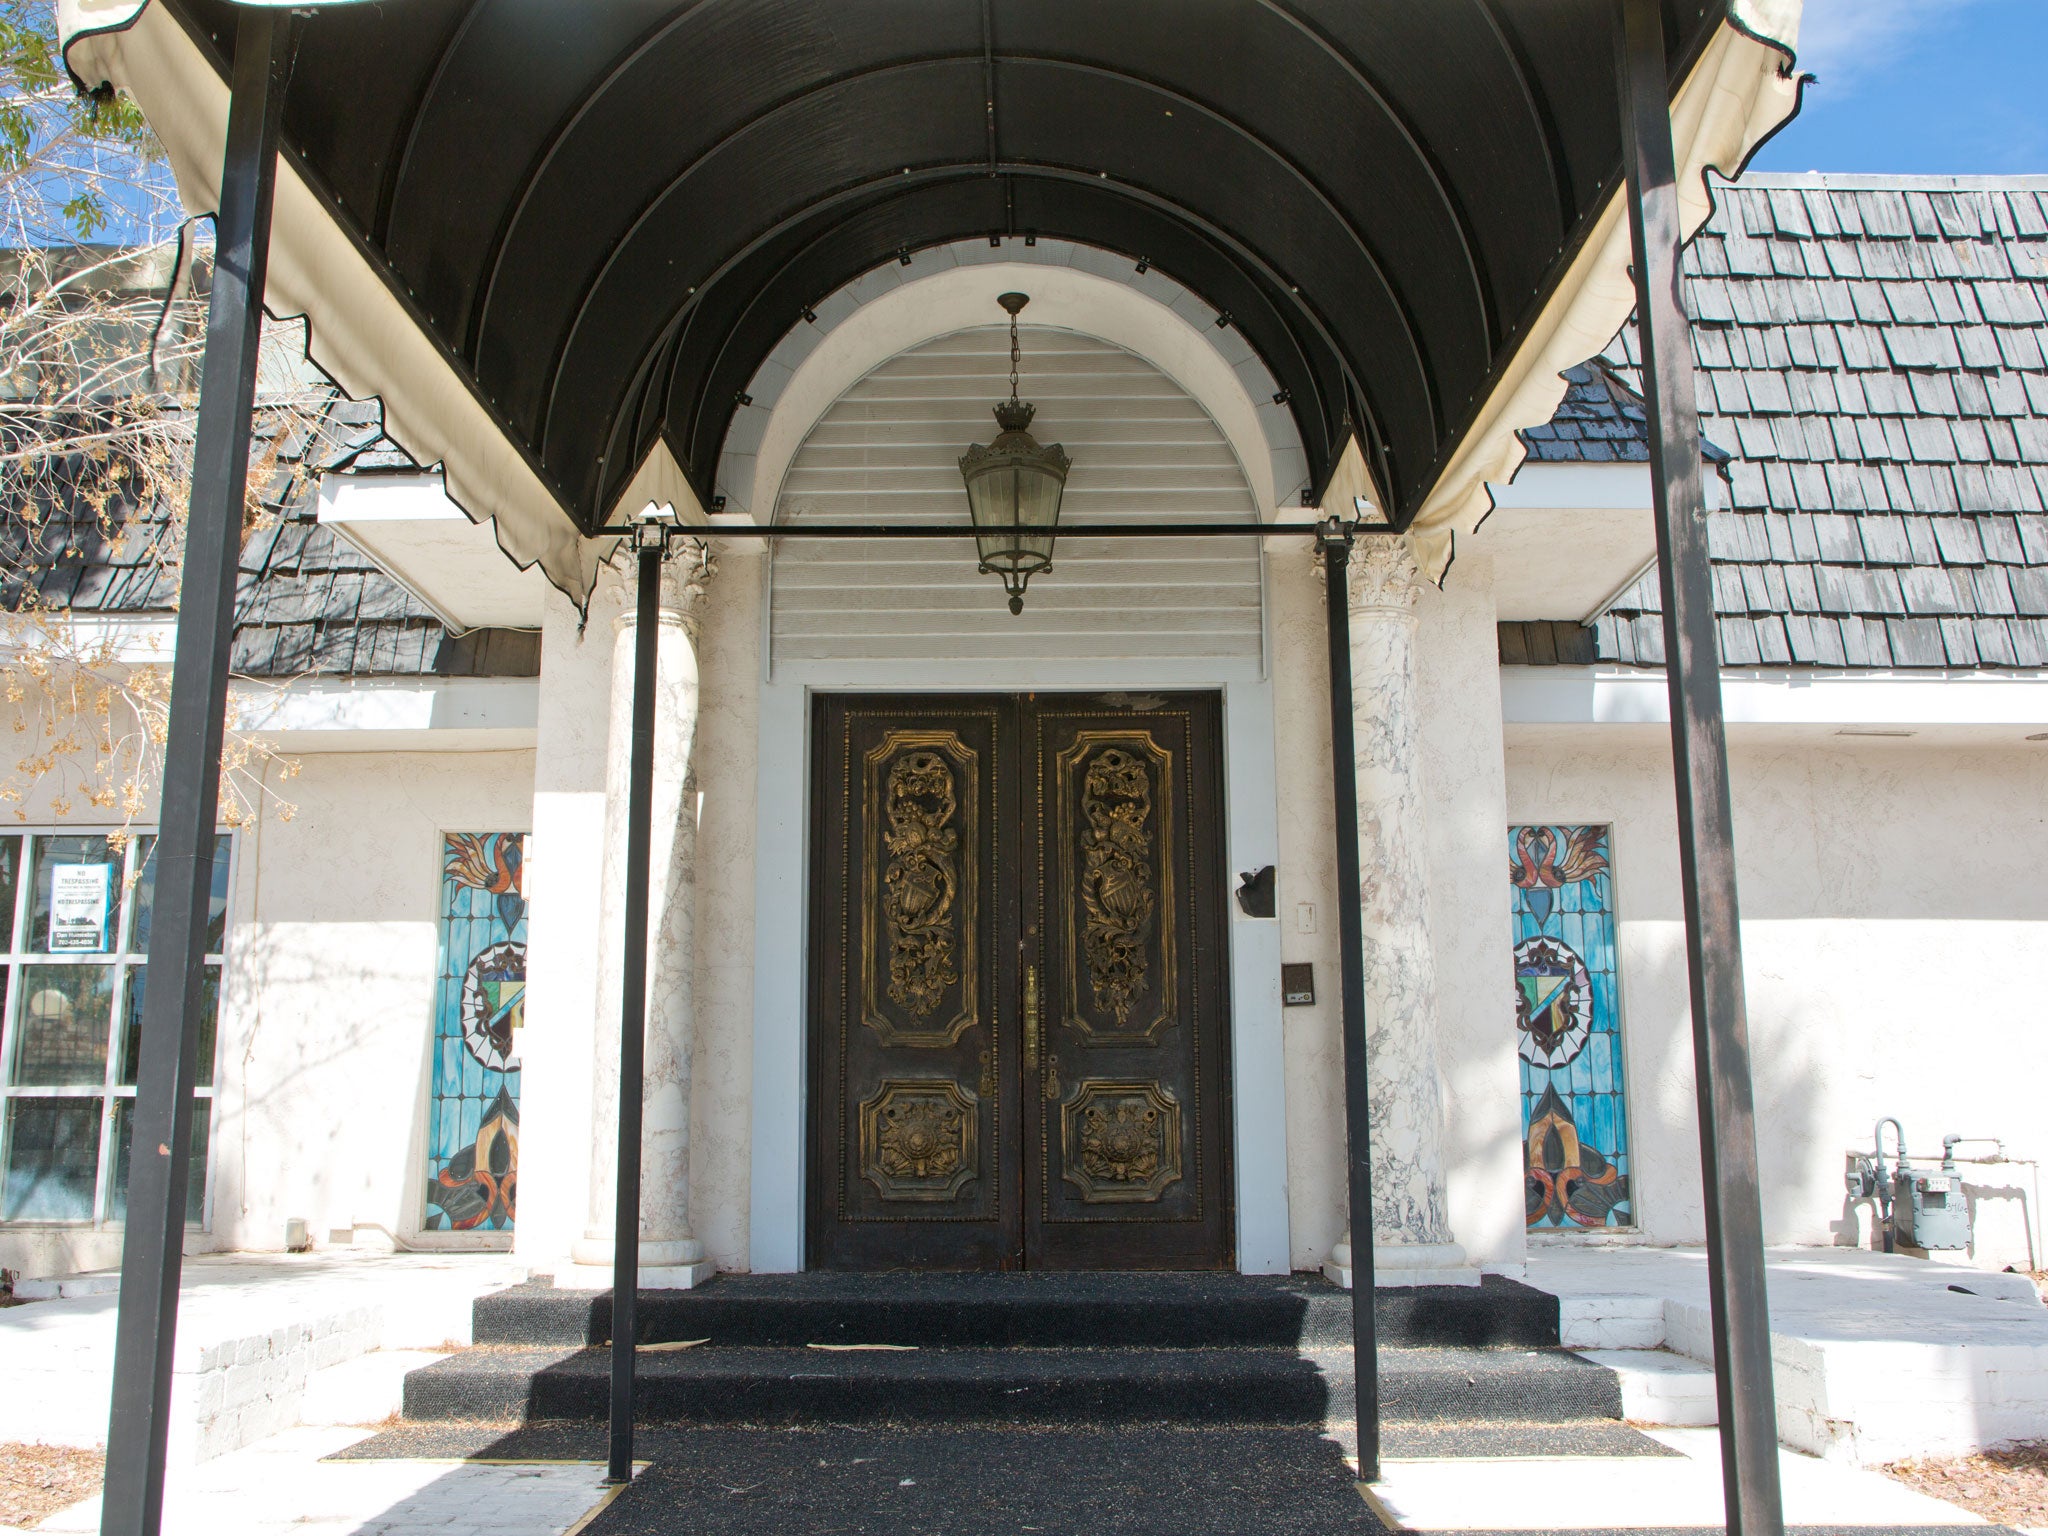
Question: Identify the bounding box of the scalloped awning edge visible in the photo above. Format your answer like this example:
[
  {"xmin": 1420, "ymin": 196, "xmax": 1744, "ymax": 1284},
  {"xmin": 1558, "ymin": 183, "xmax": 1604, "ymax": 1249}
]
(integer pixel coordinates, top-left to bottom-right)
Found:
[
  {"xmin": 1402, "ymin": 7, "xmax": 1802, "ymax": 586},
  {"xmin": 60, "ymin": 0, "xmax": 608, "ymax": 607}
]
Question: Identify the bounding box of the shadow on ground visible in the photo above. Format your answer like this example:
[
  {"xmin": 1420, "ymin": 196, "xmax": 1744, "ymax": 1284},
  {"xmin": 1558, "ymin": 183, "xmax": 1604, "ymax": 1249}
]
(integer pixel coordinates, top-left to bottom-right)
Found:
[{"xmin": 339, "ymin": 1420, "xmax": 1387, "ymax": 1534}]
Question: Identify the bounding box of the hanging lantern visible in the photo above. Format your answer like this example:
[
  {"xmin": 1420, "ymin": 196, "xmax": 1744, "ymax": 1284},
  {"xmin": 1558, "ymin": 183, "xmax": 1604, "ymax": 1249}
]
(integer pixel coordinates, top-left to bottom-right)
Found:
[{"xmin": 958, "ymin": 292, "xmax": 1070, "ymax": 614}]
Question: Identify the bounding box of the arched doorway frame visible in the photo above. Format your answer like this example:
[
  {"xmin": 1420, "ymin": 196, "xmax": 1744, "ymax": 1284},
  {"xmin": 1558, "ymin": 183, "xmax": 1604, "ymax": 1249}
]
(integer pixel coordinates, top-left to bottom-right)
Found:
[{"xmin": 741, "ymin": 255, "xmax": 1301, "ymax": 1274}]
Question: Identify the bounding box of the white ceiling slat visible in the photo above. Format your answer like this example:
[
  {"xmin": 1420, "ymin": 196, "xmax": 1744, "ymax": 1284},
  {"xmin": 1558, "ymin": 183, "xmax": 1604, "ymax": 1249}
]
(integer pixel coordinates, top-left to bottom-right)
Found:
[
  {"xmin": 777, "ymin": 634, "xmax": 1260, "ymax": 662},
  {"xmin": 771, "ymin": 327, "xmax": 1262, "ymax": 669}
]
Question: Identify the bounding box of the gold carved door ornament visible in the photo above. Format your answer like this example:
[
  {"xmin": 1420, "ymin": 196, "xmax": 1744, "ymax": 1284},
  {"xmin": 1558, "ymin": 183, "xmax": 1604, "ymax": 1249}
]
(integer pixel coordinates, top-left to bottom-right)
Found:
[
  {"xmin": 858, "ymin": 1078, "xmax": 981, "ymax": 1202},
  {"xmin": 1081, "ymin": 747, "xmax": 1155, "ymax": 1023},
  {"xmin": 1060, "ymin": 1078, "xmax": 1184, "ymax": 1203},
  {"xmin": 1055, "ymin": 732, "xmax": 1177, "ymax": 1045},
  {"xmin": 884, "ymin": 750, "xmax": 958, "ymax": 1015},
  {"xmin": 861, "ymin": 732, "xmax": 979, "ymax": 1047}
]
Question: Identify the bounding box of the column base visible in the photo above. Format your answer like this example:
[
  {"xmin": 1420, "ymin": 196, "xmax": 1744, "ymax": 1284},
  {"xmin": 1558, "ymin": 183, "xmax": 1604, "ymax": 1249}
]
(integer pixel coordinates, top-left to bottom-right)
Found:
[
  {"xmin": 553, "ymin": 1258, "xmax": 716, "ymax": 1291},
  {"xmin": 560, "ymin": 1234, "xmax": 713, "ymax": 1289},
  {"xmin": 1322, "ymin": 1238, "xmax": 1480, "ymax": 1290}
]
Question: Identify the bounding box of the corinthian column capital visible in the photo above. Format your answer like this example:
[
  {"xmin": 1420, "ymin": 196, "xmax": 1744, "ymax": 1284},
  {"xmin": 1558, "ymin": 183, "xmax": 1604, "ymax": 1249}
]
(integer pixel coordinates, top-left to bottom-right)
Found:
[
  {"xmin": 611, "ymin": 538, "xmax": 719, "ymax": 642},
  {"xmin": 1343, "ymin": 535, "xmax": 1428, "ymax": 620}
]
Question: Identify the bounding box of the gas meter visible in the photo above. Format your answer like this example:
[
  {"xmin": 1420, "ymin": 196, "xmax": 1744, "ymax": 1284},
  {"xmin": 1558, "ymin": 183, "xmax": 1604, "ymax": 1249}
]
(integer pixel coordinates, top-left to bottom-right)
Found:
[
  {"xmin": 1845, "ymin": 1120, "xmax": 1972, "ymax": 1253},
  {"xmin": 1894, "ymin": 1160, "xmax": 1968, "ymax": 1251}
]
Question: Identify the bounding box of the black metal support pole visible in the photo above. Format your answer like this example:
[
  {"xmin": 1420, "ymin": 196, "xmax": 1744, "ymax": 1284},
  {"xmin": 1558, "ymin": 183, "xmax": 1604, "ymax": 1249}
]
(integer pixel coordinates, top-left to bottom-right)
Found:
[
  {"xmin": 99, "ymin": 15, "xmax": 290, "ymax": 1536},
  {"xmin": 1321, "ymin": 524, "xmax": 1381, "ymax": 1483},
  {"xmin": 1615, "ymin": 4, "xmax": 1784, "ymax": 1533},
  {"xmin": 606, "ymin": 539, "xmax": 663, "ymax": 1485}
]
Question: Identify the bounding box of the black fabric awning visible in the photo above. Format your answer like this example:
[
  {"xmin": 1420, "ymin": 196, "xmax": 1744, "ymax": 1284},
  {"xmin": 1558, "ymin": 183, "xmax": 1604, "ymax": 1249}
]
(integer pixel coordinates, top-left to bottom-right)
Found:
[
  {"xmin": 158, "ymin": 0, "xmax": 1733, "ymax": 525},
  {"xmin": 66, "ymin": 1, "xmax": 1799, "ymax": 592}
]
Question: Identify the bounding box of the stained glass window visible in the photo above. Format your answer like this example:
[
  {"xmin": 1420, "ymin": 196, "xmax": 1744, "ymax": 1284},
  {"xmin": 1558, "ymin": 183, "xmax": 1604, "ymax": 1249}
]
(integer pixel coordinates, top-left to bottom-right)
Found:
[
  {"xmin": 1510, "ymin": 824, "xmax": 1632, "ymax": 1230},
  {"xmin": 422, "ymin": 833, "xmax": 526, "ymax": 1233}
]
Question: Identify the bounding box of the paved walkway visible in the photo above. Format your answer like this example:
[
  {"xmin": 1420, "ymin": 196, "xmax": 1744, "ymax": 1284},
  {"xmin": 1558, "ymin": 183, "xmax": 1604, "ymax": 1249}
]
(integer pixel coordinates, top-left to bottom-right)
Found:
[
  {"xmin": 9, "ymin": 1427, "xmax": 620, "ymax": 1536},
  {"xmin": 4, "ymin": 1420, "xmax": 2032, "ymax": 1536},
  {"xmin": 0, "ymin": 1252, "xmax": 526, "ymax": 1455},
  {"xmin": 1368, "ymin": 1427, "xmax": 2019, "ymax": 1533}
]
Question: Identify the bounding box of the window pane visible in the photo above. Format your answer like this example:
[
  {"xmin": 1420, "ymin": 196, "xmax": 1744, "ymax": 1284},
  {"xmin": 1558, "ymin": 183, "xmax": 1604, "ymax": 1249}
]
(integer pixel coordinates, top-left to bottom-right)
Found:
[
  {"xmin": 30, "ymin": 835, "xmax": 118, "ymax": 954},
  {"xmin": 2, "ymin": 1097, "xmax": 102, "ymax": 1220},
  {"xmin": 0, "ymin": 836, "xmax": 20, "ymax": 948},
  {"xmin": 10, "ymin": 965, "xmax": 115, "ymax": 1086},
  {"xmin": 133, "ymin": 836, "xmax": 233, "ymax": 956},
  {"xmin": 109, "ymin": 1097, "xmax": 207, "ymax": 1226},
  {"xmin": 118, "ymin": 965, "xmax": 220, "ymax": 1088}
]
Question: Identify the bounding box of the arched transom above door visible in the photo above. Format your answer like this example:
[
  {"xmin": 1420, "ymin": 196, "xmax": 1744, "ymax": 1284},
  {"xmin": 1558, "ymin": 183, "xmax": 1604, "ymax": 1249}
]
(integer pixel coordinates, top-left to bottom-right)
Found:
[{"xmin": 769, "ymin": 324, "xmax": 1263, "ymax": 669}]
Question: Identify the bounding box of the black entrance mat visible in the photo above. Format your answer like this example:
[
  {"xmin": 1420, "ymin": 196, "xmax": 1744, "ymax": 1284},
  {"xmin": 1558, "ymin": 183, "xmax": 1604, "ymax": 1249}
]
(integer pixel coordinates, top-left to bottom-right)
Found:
[{"xmin": 586, "ymin": 1424, "xmax": 1388, "ymax": 1535}]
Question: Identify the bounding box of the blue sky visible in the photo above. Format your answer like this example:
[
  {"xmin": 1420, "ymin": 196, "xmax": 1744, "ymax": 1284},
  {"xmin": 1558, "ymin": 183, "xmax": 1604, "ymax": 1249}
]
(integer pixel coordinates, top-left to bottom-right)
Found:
[{"xmin": 1751, "ymin": 0, "xmax": 2047, "ymax": 175}]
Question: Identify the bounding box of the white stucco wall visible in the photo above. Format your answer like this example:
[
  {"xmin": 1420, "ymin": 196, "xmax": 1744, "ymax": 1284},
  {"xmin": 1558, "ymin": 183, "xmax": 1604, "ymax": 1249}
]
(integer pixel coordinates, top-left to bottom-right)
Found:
[
  {"xmin": 512, "ymin": 580, "xmax": 615, "ymax": 1273},
  {"xmin": 1505, "ymin": 727, "xmax": 2048, "ymax": 1270},
  {"xmin": 1269, "ymin": 543, "xmax": 1347, "ymax": 1274},
  {"xmin": 1269, "ymin": 548, "xmax": 1525, "ymax": 1275},
  {"xmin": 1420, "ymin": 555, "xmax": 1528, "ymax": 1277},
  {"xmin": 689, "ymin": 542, "xmax": 763, "ymax": 1273},
  {"xmin": 511, "ymin": 547, "xmax": 762, "ymax": 1278},
  {"xmin": 217, "ymin": 750, "xmax": 535, "ymax": 1254},
  {"xmin": 0, "ymin": 741, "xmax": 535, "ymax": 1281}
]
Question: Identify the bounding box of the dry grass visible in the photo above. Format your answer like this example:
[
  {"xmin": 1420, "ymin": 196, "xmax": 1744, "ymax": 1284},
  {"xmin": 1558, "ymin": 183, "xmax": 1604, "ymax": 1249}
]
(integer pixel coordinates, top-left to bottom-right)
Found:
[
  {"xmin": 1883, "ymin": 1444, "xmax": 2048, "ymax": 1529},
  {"xmin": 0, "ymin": 1443, "xmax": 103, "ymax": 1529}
]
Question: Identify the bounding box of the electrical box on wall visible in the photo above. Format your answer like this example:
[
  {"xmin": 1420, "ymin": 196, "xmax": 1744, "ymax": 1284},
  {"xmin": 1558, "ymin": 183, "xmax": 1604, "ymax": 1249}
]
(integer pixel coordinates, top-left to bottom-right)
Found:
[{"xmin": 1281, "ymin": 962, "xmax": 1315, "ymax": 1007}]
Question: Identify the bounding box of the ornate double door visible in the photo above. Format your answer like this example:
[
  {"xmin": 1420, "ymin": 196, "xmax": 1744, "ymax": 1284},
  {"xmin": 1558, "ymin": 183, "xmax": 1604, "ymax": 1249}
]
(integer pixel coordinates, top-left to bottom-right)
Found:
[{"xmin": 808, "ymin": 693, "xmax": 1233, "ymax": 1270}]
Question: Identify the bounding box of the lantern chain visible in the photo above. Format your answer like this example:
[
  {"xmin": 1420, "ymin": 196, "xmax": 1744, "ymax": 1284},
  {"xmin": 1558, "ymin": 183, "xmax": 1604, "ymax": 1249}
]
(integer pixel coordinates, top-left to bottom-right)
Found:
[{"xmin": 1009, "ymin": 309, "xmax": 1021, "ymax": 403}]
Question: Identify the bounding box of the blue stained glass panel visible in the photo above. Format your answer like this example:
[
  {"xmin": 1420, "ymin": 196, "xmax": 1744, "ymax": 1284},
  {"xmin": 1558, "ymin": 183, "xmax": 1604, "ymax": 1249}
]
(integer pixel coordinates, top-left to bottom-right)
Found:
[
  {"xmin": 421, "ymin": 833, "xmax": 526, "ymax": 1233},
  {"xmin": 1510, "ymin": 825, "xmax": 1633, "ymax": 1230}
]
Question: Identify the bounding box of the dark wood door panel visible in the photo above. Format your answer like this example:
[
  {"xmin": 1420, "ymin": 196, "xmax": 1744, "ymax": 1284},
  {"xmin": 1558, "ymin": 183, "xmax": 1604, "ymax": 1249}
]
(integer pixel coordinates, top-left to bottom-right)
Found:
[
  {"xmin": 1024, "ymin": 696, "xmax": 1234, "ymax": 1270},
  {"xmin": 807, "ymin": 691, "xmax": 1230, "ymax": 1271},
  {"xmin": 807, "ymin": 697, "xmax": 1018, "ymax": 1270}
]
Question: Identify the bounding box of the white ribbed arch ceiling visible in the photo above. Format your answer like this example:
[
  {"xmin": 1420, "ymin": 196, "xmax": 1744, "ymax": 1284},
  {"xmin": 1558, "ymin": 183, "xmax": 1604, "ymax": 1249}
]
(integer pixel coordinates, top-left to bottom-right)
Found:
[
  {"xmin": 716, "ymin": 249, "xmax": 1310, "ymax": 526},
  {"xmin": 767, "ymin": 323, "xmax": 1266, "ymax": 667}
]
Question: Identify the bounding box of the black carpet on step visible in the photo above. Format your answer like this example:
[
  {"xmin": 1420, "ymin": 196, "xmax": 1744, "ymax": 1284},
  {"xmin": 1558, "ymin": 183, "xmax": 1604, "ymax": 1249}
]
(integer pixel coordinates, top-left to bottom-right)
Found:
[
  {"xmin": 602, "ymin": 1425, "xmax": 1387, "ymax": 1535},
  {"xmin": 470, "ymin": 1272, "xmax": 1560, "ymax": 1351},
  {"xmin": 329, "ymin": 1415, "xmax": 1678, "ymax": 1465}
]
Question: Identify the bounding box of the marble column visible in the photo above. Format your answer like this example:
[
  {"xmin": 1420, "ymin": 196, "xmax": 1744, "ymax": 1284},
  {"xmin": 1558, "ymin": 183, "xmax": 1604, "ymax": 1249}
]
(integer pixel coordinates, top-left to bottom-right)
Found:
[
  {"xmin": 1323, "ymin": 537, "xmax": 1476, "ymax": 1289},
  {"xmin": 566, "ymin": 543, "xmax": 716, "ymax": 1288}
]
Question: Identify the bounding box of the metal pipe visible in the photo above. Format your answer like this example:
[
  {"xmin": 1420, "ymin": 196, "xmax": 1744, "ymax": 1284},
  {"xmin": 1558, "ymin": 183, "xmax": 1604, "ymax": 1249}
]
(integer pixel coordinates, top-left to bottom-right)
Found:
[
  {"xmin": 100, "ymin": 14, "xmax": 292, "ymax": 1536},
  {"xmin": 1615, "ymin": 2, "xmax": 1783, "ymax": 1532},
  {"xmin": 1320, "ymin": 520, "xmax": 1382, "ymax": 1482},
  {"xmin": 590, "ymin": 520, "xmax": 1400, "ymax": 539},
  {"xmin": 606, "ymin": 540, "xmax": 663, "ymax": 1484},
  {"xmin": 1874, "ymin": 1117, "xmax": 1904, "ymax": 1253}
]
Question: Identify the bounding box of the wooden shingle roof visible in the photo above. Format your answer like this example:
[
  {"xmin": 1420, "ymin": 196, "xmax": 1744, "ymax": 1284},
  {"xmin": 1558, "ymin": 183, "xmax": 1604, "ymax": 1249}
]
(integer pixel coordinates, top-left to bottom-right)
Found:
[
  {"xmin": 1504, "ymin": 174, "xmax": 2048, "ymax": 671},
  {"xmin": 3, "ymin": 393, "xmax": 537, "ymax": 679}
]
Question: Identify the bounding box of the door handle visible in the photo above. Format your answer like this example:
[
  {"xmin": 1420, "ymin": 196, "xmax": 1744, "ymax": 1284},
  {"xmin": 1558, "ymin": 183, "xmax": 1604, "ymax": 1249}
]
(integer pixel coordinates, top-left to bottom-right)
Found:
[{"xmin": 1022, "ymin": 963, "xmax": 1041, "ymax": 1069}]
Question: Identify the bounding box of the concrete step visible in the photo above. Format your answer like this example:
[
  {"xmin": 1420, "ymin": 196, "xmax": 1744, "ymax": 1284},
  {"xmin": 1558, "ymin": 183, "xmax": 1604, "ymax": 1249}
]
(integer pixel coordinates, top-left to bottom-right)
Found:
[
  {"xmin": 300, "ymin": 1349, "xmax": 451, "ymax": 1427},
  {"xmin": 11, "ymin": 1272, "xmax": 120, "ymax": 1301},
  {"xmin": 474, "ymin": 1271, "xmax": 1561, "ymax": 1352},
  {"xmin": 402, "ymin": 1341, "xmax": 1622, "ymax": 1428},
  {"xmin": 1574, "ymin": 1348, "xmax": 1719, "ymax": 1426}
]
